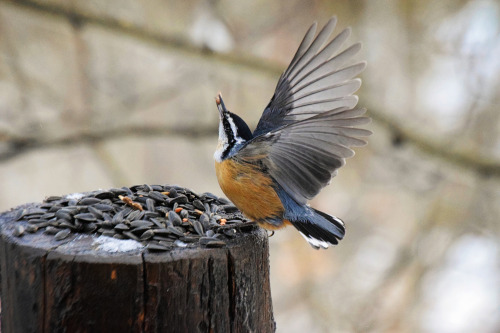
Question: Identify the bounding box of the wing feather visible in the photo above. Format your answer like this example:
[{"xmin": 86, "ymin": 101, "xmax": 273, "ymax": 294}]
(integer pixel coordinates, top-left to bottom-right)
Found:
[
  {"xmin": 240, "ymin": 108, "xmax": 371, "ymax": 204},
  {"xmin": 254, "ymin": 17, "xmax": 364, "ymax": 137}
]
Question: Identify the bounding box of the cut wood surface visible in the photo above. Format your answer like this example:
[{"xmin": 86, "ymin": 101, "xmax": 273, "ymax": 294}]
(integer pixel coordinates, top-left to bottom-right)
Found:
[{"xmin": 0, "ymin": 205, "xmax": 275, "ymax": 333}]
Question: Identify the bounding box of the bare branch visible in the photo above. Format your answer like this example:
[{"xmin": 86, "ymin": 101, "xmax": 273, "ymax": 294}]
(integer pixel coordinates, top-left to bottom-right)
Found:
[
  {"xmin": 3, "ymin": 0, "xmax": 500, "ymax": 176},
  {"xmin": 0, "ymin": 125, "xmax": 217, "ymax": 162}
]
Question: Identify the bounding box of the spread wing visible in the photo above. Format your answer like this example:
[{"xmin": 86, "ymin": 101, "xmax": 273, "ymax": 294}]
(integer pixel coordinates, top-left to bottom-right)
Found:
[
  {"xmin": 253, "ymin": 16, "xmax": 365, "ymax": 137},
  {"xmin": 239, "ymin": 108, "xmax": 371, "ymax": 205}
]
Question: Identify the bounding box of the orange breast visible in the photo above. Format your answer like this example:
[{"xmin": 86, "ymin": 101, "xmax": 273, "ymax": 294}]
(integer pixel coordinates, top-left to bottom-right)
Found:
[{"xmin": 215, "ymin": 158, "xmax": 289, "ymax": 229}]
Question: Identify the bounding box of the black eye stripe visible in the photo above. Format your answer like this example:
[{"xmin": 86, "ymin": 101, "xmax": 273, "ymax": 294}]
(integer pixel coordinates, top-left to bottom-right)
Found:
[{"xmin": 222, "ymin": 117, "xmax": 236, "ymax": 143}]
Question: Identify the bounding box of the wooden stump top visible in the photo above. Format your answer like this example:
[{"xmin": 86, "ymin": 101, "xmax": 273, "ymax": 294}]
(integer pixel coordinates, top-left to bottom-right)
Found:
[{"xmin": 0, "ymin": 204, "xmax": 275, "ymax": 333}]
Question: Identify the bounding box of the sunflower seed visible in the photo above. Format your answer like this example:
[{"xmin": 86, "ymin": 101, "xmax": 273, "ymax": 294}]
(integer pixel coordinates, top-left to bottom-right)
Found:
[
  {"xmin": 140, "ymin": 230, "xmax": 155, "ymax": 240},
  {"xmin": 74, "ymin": 213, "xmax": 96, "ymax": 222},
  {"xmin": 146, "ymin": 242, "xmax": 170, "ymax": 251},
  {"xmin": 123, "ymin": 231, "xmax": 140, "ymax": 241},
  {"xmin": 193, "ymin": 221, "xmax": 204, "ymax": 236},
  {"xmin": 168, "ymin": 211, "xmax": 182, "ymax": 226},
  {"xmin": 220, "ymin": 204, "xmax": 238, "ymax": 213},
  {"xmin": 130, "ymin": 220, "xmax": 153, "ymax": 228},
  {"xmin": 56, "ymin": 210, "xmax": 72, "ymax": 220},
  {"xmin": 13, "ymin": 225, "xmax": 25, "ymax": 237},
  {"xmin": 193, "ymin": 199, "xmax": 205, "ymax": 211},
  {"xmin": 78, "ymin": 197, "xmax": 101, "ymax": 205},
  {"xmin": 114, "ymin": 223, "xmax": 130, "ymax": 231},
  {"xmin": 88, "ymin": 206, "xmax": 103, "ymax": 219},
  {"xmin": 206, "ymin": 240, "xmax": 226, "ymax": 248},
  {"xmin": 54, "ymin": 229, "xmax": 71, "ymax": 241},
  {"xmin": 146, "ymin": 198, "xmax": 155, "ymax": 212}
]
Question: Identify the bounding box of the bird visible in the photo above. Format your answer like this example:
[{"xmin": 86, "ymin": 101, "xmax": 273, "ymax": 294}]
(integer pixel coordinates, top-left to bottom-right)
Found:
[{"xmin": 213, "ymin": 17, "xmax": 371, "ymax": 249}]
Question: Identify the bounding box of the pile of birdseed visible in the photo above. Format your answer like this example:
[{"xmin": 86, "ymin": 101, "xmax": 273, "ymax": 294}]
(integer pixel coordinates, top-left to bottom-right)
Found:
[{"xmin": 12, "ymin": 184, "xmax": 255, "ymax": 252}]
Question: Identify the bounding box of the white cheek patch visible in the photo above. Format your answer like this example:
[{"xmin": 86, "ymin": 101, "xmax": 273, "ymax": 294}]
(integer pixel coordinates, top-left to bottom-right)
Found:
[
  {"xmin": 227, "ymin": 116, "xmax": 244, "ymax": 145},
  {"xmin": 299, "ymin": 232, "xmax": 330, "ymax": 249}
]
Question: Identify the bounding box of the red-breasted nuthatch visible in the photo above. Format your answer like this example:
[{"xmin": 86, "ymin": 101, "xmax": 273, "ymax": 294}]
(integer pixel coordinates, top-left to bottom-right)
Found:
[{"xmin": 214, "ymin": 17, "xmax": 371, "ymax": 249}]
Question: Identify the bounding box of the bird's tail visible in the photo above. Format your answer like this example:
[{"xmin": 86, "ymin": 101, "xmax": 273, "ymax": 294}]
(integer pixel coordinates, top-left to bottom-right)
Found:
[{"xmin": 289, "ymin": 208, "xmax": 345, "ymax": 249}]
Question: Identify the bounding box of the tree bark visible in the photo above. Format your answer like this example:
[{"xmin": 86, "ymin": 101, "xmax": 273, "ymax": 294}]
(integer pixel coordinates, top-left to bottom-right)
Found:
[{"xmin": 0, "ymin": 205, "xmax": 275, "ymax": 333}]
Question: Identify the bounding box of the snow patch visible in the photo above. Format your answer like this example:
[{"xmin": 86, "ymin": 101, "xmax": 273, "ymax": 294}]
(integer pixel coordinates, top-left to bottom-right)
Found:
[{"xmin": 93, "ymin": 235, "xmax": 143, "ymax": 253}]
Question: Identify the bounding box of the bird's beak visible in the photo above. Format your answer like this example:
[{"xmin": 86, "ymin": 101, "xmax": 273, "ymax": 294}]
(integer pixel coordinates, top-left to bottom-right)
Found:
[{"xmin": 215, "ymin": 93, "xmax": 228, "ymax": 117}]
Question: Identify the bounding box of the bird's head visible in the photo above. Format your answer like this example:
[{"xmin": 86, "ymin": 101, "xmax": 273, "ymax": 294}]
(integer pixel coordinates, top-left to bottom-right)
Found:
[{"xmin": 214, "ymin": 93, "xmax": 253, "ymax": 162}]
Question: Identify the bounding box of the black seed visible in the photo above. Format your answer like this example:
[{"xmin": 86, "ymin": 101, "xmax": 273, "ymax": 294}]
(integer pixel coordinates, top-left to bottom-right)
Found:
[
  {"xmin": 148, "ymin": 191, "xmax": 168, "ymax": 202},
  {"xmin": 153, "ymin": 228, "xmax": 170, "ymax": 235},
  {"xmin": 193, "ymin": 199, "xmax": 205, "ymax": 211},
  {"xmin": 15, "ymin": 209, "xmax": 28, "ymax": 221},
  {"xmin": 93, "ymin": 203, "xmax": 114, "ymax": 212},
  {"xmin": 156, "ymin": 206, "xmax": 170, "ymax": 215},
  {"xmin": 146, "ymin": 198, "xmax": 155, "ymax": 212},
  {"xmin": 94, "ymin": 191, "xmax": 115, "ymax": 200},
  {"xmin": 180, "ymin": 209, "xmax": 189, "ymax": 219},
  {"xmin": 166, "ymin": 226, "xmax": 184, "ymax": 237},
  {"xmin": 153, "ymin": 235, "xmax": 172, "ymax": 241},
  {"xmin": 204, "ymin": 203, "xmax": 211, "ymax": 214},
  {"xmin": 56, "ymin": 210, "xmax": 72, "ymax": 220},
  {"xmin": 84, "ymin": 223, "xmax": 97, "ymax": 232},
  {"xmin": 58, "ymin": 220, "xmax": 75, "ymax": 229},
  {"xmin": 54, "ymin": 229, "xmax": 71, "ymax": 241},
  {"xmin": 78, "ymin": 197, "xmax": 101, "ymax": 205},
  {"xmin": 28, "ymin": 218, "xmax": 48, "ymax": 224},
  {"xmin": 130, "ymin": 226, "xmax": 151, "ymax": 234},
  {"xmin": 168, "ymin": 211, "xmax": 182, "ymax": 226},
  {"xmin": 88, "ymin": 206, "xmax": 104, "ymax": 219},
  {"xmin": 130, "ymin": 220, "xmax": 153, "ymax": 228},
  {"xmin": 13, "ymin": 225, "xmax": 25, "ymax": 237},
  {"xmin": 101, "ymin": 230, "xmax": 116, "ymax": 237},
  {"xmin": 123, "ymin": 231, "xmax": 140, "ymax": 241},
  {"xmin": 199, "ymin": 237, "xmax": 217, "ymax": 245},
  {"xmin": 181, "ymin": 236, "xmax": 200, "ymax": 243},
  {"xmin": 140, "ymin": 230, "xmax": 155, "ymax": 240},
  {"xmin": 112, "ymin": 211, "xmax": 125, "ymax": 224},
  {"xmin": 127, "ymin": 210, "xmax": 142, "ymax": 221},
  {"xmin": 147, "ymin": 242, "xmax": 170, "ymax": 252},
  {"xmin": 217, "ymin": 197, "xmax": 231, "ymax": 204},
  {"xmin": 26, "ymin": 225, "xmax": 38, "ymax": 233},
  {"xmin": 220, "ymin": 204, "xmax": 238, "ymax": 213},
  {"xmin": 223, "ymin": 229, "xmax": 237, "ymax": 237},
  {"xmin": 193, "ymin": 221, "xmax": 204, "ymax": 236},
  {"xmin": 74, "ymin": 213, "xmax": 96, "ymax": 222},
  {"xmin": 201, "ymin": 192, "xmax": 218, "ymax": 201},
  {"xmin": 144, "ymin": 211, "xmax": 160, "ymax": 218},
  {"xmin": 44, "ymin": 226, "xmax": 60, "ymax": 235},
  {"xmin": 110, "ymin": 188, "xmax": 128, "ymax": 195},
  {"xmin": 114, "ymin": 223, "xmax": 130, "ymax": 231},
  {"xmin": 158, "ymin": 241, "xmax": 174, "ymax": 249},
  {"xmin": 45, "ymin": 196, "xmax": 62, "ymax": 202},
  {"xmin": 199, "ymin": 213, "xmax": 210, "ymax": 229},
  {"xmin": 96, "ymin": 221, "xmax": 115, "ymax": 228},
  {"xmin": 151, "ymin": 218, "xmax": 166, "ymax": 228},
  {"xmin": 166, "ymin": 195, "xmax": 188, "ymax": 205},
  {"xmin": 167, "ymin": 188, "xmax": 178, "ymax": 197},
  {"xmin": 41, "ymin": 212, "xmax": 56, "ymax": 219},
  {"xmin": 206, "ymin": 240, "xmax": 226, "ymax": 248}
]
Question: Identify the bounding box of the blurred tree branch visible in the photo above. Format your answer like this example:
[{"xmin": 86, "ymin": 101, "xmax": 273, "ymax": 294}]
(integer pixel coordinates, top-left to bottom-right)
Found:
[
  {"xmin": 2, "ymin": 0, "xmax": 500, "ymax": 177},
  {"xmin": 0, "ymin": 125, "xmax": 217, "ymax": 162}
]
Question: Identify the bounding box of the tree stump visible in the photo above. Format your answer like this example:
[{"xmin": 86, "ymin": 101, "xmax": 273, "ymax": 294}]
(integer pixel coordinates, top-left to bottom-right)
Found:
[{"xmin": 0, "ymin": 204, "xmax": 275, "ymax": 333}]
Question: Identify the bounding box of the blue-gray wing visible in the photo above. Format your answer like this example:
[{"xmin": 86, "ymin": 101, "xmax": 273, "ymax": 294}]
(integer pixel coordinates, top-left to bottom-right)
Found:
[
  {"xmin": 253, "ymin": 17, "xmax": 365, "ymax": 137},
  {"xmin": 240, "ymin": 108, "xmax": 371, "ymax": 205}
]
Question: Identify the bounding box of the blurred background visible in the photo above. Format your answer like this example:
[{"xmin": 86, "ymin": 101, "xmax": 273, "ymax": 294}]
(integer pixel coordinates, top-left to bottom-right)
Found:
[{"xmin": 1, "ymin": 0, "xmax": 499, "ymax": 332}]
